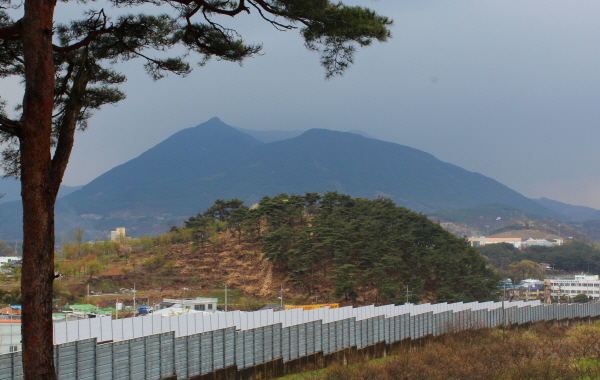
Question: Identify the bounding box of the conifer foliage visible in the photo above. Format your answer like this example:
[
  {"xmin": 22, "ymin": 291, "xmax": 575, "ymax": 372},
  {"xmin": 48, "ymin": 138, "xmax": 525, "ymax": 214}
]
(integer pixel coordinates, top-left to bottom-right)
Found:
[{"xmin": 185, "ymin": 192, "xmax": 500, "ymax": 304}]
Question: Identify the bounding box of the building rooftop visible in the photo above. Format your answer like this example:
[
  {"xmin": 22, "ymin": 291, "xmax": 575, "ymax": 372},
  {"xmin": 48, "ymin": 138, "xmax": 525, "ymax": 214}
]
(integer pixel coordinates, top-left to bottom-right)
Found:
[
  {"xmin": 66, "ymin": 304, "xmax": 98, "ymax": 312},
  {"xmin": 489, "ymin": 230, "xmax": 561, "ymax": 240}
]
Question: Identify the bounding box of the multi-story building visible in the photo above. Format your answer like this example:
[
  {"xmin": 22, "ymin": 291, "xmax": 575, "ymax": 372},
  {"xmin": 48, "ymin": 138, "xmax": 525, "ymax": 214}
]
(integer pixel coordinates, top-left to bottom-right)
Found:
[
  {"xmin": 548, "ymin": 274, "xmax": 600, "ymax": 299},
  {"xmin": 515, "ymin": 279, "xmax": 543, "ymax": 301},
  {"xmin": 468, "ymin": 236, "xmax": 524, "ymax": 249},
  {"xmin": 110, "ymin": 227, "xmax": 127, "ymax": 242},
  {"xmin": 468, "ymin": 231, "xmax": 564, "ymax": 249}
]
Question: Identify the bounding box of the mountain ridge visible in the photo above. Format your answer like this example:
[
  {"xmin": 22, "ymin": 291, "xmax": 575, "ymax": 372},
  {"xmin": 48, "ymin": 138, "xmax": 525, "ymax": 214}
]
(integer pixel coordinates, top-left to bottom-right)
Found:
[
  {"xmin": 0, "ymin": 118, "xmax": 569, "ymax": 239},
  {"xmin": 535, "ymin": 197, "xmax": 600, "ymax": 222}
]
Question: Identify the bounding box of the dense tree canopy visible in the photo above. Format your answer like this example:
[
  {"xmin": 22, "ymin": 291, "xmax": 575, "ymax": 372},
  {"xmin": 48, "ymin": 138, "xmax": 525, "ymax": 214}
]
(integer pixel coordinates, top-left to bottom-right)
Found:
[
  {"xmin": 0, "ymin": 1, "xmax": 392, "ymax": 378},
  {"xmin": 184, "ymin": 192, "xmax": 500, "ymax": 304}
]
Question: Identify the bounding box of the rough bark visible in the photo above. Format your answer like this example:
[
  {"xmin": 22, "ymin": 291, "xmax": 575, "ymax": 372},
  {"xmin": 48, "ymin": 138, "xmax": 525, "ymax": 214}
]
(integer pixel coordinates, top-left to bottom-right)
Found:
[{"xmin": 19, "ymin": 0, "xmax": 59, "ymax": 378}]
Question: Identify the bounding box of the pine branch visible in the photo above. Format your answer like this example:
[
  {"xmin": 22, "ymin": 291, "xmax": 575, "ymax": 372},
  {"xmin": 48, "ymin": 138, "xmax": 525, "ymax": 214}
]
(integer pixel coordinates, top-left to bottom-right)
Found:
[
  {"xmin": 0, "ymin": 114, "xmax": 20, "ymax": 136},
  {"xmin": 51, "ymin": 57, "xmax": 91, "ymax": 193},
  {"xmin": 0, "ymin": 21, "xmax": 19, "ymax": 40},
  {"xmin": 247, "ymin": 0, "xmax": 295, "ymax": 31},
  {"xmin": 53, "ymin": 28, "xmax": 118, "ymax": 54},
  {"xmin": 194, "ymin": 0, "xmax": 250, "ymax": 16}
]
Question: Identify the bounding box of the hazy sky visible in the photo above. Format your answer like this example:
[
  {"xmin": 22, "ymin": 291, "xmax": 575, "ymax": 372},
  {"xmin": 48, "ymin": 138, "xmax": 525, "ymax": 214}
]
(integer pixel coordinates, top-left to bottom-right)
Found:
[{"xmin": 3, "ymin": 1, "xmax": 600, "ymax": 208}]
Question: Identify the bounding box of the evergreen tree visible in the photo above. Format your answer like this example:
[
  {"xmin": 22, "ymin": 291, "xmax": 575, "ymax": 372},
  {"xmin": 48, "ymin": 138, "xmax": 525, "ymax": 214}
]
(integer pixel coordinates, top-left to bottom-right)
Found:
[
  {"xmin": 253, "ymin": 192, "xmax": 499, "ymax": 305},
  {"xmin": 0, "ymin": 3, "xmax": 392, "ymax": 374}
]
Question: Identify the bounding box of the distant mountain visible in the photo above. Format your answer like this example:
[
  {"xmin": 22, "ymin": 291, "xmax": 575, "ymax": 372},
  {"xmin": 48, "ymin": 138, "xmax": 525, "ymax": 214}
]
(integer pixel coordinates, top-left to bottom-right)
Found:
[
  {"xmin": 0, "ymin": 178, "xmax": 23, "ymax": 204},
  {"xmin": 347, "ymin": 130, "xmax": 376, "ymax": 139},
  {"xmin": 430, "ymin": 203, "xmax": 567, "ymax": 237},
  {"xmin": 233, "ymin": 127, "xmax": 306, "ymax": 143},
  {"xmin": 233, "ymin": 127, "xmax": 376, "ymax": 143},
  {"xmin": 535, "ymin": 197, "xmax": 600, "ymax": 221},
  {"xmin": 0, "ymin": 117, "xmax": 565, "ymax": 239},
  {"xmin": 431, "ymin": 203, "xmax": 553, "ymax": 225}
]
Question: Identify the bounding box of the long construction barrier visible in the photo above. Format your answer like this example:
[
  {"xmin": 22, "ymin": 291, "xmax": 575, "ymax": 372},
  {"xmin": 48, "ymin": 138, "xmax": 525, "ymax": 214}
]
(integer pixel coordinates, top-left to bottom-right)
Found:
[{"xmin": 1, "ymin": 300, "xmax": 598, "ymax": 380}]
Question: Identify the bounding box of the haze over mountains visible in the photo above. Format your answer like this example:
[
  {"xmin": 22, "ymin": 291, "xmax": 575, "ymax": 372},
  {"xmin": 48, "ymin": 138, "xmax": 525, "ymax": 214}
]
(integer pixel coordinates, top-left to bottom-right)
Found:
[
  {"xmin": 0, "ymin": 117, "xmax": 591, "ymax": 240},
  {"xmin": 534, "ymin": 197, "xmax": 600, "ymax": 222}
]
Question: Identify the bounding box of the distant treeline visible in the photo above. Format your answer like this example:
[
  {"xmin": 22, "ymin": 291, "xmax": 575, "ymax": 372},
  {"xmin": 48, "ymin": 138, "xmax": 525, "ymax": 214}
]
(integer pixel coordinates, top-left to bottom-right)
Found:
[
  {"xmin": 176, "ymin": 192, "xmax": 499, "ymax": 304},
  {"xmin": 480, "ymin": 241, "xmax": 600, "ymax": 275}
]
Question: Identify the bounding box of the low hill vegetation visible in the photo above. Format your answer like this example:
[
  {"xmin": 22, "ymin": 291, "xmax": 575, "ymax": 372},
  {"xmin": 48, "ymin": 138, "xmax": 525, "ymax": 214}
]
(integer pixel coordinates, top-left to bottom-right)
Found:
[
  {"xmin": 238, "ymin": 192, "xmax": 499, "ymax": 304},
  {"xmin": 2, "ymin": 192, "xmax": 501, "ymax": 307}
]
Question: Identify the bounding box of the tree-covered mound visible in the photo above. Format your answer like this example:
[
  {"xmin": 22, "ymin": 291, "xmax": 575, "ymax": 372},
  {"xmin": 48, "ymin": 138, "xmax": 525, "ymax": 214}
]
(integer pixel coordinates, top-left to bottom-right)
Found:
[{"xmin": 182, "ymin": 192, "xmax": 500, "ymax": 304}]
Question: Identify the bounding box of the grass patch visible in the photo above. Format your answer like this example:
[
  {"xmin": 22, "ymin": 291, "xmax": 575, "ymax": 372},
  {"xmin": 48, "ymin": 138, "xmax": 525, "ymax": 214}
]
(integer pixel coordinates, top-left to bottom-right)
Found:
[{"xmin": 275, "ymin": 322, "xmax": 600, "ymax": 380}]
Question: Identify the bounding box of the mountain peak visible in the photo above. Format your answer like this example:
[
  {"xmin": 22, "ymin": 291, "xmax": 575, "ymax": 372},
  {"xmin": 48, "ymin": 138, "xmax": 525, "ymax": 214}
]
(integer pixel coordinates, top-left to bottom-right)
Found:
[
  {"xmin": 192, "ymin": 117, "xmax": 231, "ymax": 131},
  {"xmin": 0, "ymin": 119, "xmax": 567, "ymax": 240}
]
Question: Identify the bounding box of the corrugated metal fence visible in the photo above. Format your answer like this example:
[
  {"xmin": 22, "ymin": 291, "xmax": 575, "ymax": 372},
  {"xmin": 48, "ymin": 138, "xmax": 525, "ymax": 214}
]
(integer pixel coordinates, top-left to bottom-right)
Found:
[{"xmin": 1, "ymin": 300, "xmax": 598, "ymax": 380}]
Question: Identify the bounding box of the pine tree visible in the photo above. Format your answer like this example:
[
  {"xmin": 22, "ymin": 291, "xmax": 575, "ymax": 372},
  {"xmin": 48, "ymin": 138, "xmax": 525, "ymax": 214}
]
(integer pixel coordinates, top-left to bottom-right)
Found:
[
  {"xmin": 0, "ymin": 2, "xmax": 392, "ymax": 375},
  {"xmin": 255, "ymin": 192, "xmax": 499, "ymax": 305}
]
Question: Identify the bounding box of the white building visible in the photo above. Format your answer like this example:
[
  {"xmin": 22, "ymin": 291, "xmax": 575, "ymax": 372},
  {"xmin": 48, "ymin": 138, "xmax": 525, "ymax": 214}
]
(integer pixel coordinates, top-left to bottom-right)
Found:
[
  {"xmin": 469, "ymin": 232, "xmax": 564, "ymax": 250},
  {"xmin": 152, "ymin": 307, "xmax": 206, "ymax": 317},
  {"xmin": 522, "ymin": 238, "xmax": 555, "ymax": 248},
  {"xmin": 548, "ymin": 274, "xmax": 600, "ymax": 299},
  {"xmin": 0, "ymin": 319, "xmax": 21, "ymax": 354},
  {"xmin": 0, "ymin": 256, "xmax": 20, "ymax": 266},
  {"xmin": 468, "ymin": 236, "xmax": 524, "ymax": 249},
  {"xmin": 155, "ymin": 298, "xmax": 218, "ymax": 313},
  {"xmin": 110, "ymin": 227, "xmax": 127, "ymax": 242}
]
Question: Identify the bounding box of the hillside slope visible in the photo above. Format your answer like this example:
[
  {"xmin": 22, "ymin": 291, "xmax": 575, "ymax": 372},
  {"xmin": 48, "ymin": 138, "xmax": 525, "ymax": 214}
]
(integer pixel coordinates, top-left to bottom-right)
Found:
[
  {"xmin": 535, "ymin": 197, "xmax": 599, "ymax": 222},
  {"xmin": 82, "ymin": 192, "xmax": 499, "ymax": 305}
]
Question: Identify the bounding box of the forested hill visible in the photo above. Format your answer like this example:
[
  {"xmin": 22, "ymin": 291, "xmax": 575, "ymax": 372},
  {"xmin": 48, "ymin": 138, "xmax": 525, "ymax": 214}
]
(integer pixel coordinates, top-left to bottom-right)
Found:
[
  {"xmin": 0, "ymin": 117, "xmax": 563, "ymax": 239},
  {"xmin": 178, "ymin": 192, "xmax": 500, "ymax": 304}
]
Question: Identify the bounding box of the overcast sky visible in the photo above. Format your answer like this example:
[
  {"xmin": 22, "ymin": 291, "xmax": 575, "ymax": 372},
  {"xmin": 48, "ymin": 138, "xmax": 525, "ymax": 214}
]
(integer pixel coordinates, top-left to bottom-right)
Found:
[{"xmin": 3, "ymin": 0, "xmax": 600, "ymax": 208}]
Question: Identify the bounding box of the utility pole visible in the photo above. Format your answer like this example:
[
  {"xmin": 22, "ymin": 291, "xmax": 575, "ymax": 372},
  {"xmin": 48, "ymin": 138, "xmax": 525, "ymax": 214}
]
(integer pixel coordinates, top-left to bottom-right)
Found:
[
  {"xmin": 133, "ymin": 283, "xmax": 136, "ymax": 315},
  {"xmin": 502, "ymin": 300, "xmax": 505, "ymax": 329},
  {"xmin": 224, "ymin": 284, "xmax": 228, "ymax": 312},
  {"xmin": 279, "ymin": 285, "xmax": 284, "ymax": 309},
  {"xmin": 405, "ymin": 286, "xmax": 412, "ymax": 304}
]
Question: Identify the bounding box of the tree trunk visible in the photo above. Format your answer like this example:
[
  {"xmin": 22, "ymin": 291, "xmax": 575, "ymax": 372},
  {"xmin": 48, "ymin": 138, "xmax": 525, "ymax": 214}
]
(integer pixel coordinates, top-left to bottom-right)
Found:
[
  {"xmin": 20, "ymin": 172, "xmax": 57, "ymax": 380},
  {"xmin": 19, "ymin": 0, "xmax": 59, "ymax": 378}
]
